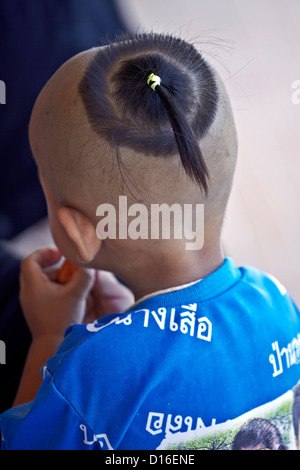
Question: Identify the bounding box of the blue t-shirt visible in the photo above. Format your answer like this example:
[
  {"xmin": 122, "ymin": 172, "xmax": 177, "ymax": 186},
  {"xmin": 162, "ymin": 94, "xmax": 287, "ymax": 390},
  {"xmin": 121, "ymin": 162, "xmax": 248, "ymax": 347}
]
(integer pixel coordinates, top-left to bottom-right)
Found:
[{"xmin": 1, "ymin": 258, "xmax": 300, "ymax": 450}]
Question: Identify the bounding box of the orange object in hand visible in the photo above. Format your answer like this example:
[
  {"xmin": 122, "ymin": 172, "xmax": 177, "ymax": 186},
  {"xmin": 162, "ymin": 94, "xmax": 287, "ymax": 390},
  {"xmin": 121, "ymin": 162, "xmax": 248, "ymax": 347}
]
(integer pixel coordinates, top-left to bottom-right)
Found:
[{"xmin": 57, "ymin": 259, "xmax": 79, "ymax": 283}]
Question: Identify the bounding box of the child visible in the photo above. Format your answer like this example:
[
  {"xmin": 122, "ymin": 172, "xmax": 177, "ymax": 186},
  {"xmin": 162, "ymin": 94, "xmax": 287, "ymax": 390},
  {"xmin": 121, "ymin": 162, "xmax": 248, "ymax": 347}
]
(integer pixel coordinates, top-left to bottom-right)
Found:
[{"xmin": 1, "ymin": 32, "xmax": 300, "ymax": 450}]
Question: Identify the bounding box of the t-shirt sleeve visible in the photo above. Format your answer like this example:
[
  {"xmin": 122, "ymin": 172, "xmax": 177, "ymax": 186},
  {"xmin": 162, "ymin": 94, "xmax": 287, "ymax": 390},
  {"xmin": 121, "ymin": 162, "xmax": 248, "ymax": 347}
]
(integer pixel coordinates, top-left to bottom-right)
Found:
[
  {"xmin": 0, "ymin": 314, "xmax": 144, "ymax": 450},
  {"xmin": 0, "ymin": 368, "xmax": 100, "ymax": 450}
]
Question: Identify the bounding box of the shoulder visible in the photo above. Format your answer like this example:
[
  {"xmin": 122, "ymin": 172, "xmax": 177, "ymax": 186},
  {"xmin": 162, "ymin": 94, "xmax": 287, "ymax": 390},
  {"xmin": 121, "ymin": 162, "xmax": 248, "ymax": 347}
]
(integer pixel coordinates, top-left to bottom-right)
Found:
[
  {"xmin": 45, "ymin": 310, "xmax": 150, "ymax": 391},
  {"xmin": 240, "ymin": 264, "xmax": 289, "ymax": 298},
  {"xmin": 236, "ymin": 263, "xmax": 299, "ymax": 318}
]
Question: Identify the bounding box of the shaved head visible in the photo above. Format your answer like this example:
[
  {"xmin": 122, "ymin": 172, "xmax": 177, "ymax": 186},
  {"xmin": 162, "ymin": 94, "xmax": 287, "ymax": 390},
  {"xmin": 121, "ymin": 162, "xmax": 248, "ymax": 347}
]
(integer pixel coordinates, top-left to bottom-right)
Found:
[
  {"xmin": 30, "ymin": 45, "xmax": 237, "ymax": 221},
  {"xmin": 29, "ymin": 33, "xmax": 238, "ymax": 294}
]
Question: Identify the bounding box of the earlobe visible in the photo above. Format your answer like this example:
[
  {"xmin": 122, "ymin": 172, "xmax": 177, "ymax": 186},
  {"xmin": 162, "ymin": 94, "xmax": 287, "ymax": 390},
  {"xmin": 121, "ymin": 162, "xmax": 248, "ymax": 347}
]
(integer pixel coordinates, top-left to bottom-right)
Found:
[{"xmin": 57, "ymin": 206, "xmax": 101, "ymax": 263}]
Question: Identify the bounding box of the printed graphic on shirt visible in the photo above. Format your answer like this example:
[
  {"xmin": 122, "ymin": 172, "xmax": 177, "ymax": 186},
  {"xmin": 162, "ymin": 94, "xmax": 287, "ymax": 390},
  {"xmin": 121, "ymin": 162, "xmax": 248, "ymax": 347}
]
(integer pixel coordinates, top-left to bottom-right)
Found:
[
  {"xmin": 154, "ymin": 383, "xmax": 300, "ymax": 450},
  {"xmin": 86, "ymin": 304, "xmax": 212, "ymax": 342},
  {"xmin": 146, "ymin": 411, "xmax": 216, "ymax": 438},
  {"xmin": 79, "ymin": 424, "xmax": 113, "ymax": 449},
  {"xmin": 269, "ymin": 334, "xmax": 300, "ymax": 377}
]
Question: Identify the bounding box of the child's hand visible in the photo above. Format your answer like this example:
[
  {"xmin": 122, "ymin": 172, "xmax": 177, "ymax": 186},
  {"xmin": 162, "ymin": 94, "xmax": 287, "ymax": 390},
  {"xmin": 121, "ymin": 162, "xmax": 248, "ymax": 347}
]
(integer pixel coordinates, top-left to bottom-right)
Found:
[
  {"xmin": 20, "ymin": 247, "xmax": 95, "ymax": 340},
  {"xmin": 15, "ymin": 247, "xmax": 134, "ymax": 407}
]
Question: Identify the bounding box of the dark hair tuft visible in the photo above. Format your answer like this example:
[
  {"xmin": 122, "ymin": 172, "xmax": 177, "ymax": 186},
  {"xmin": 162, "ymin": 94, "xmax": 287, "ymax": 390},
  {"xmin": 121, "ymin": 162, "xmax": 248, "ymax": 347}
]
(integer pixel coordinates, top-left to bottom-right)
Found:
[{"xmin": 79, "ymin": 32, "xmax": 219, "ymax": 194}]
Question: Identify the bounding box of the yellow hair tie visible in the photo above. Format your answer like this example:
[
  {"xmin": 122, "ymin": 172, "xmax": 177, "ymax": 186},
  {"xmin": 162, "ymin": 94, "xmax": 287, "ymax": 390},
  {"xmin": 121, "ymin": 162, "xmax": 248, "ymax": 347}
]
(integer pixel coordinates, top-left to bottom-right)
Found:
[{"xmin": 147, "ymin": 73, "xmax": 161, "ymax": 91}]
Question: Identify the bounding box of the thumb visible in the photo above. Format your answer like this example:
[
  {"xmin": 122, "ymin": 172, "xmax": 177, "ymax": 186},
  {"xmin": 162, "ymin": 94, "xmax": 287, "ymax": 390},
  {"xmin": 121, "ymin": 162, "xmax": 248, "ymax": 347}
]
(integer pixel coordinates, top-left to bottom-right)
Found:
[{"xmin": 64, "ymin": 267, "xmax": 96, "ymax": 298}]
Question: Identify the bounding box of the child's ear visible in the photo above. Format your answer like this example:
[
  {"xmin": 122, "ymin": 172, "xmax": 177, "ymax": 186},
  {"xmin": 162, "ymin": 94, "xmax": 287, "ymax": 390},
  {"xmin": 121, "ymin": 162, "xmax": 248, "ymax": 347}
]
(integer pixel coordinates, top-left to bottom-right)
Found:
[{"xmin": 57, "ymin": 206, "xmax": 101, "ymax": 263}]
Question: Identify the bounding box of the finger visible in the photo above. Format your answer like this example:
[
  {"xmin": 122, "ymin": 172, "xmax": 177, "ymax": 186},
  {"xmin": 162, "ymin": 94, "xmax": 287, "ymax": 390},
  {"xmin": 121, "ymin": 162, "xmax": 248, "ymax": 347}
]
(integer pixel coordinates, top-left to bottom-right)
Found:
[
  {"xmin": 84, "ymin": 294, "xmax": 97, "ymax": 324},
  {"xmin": 45, "ymin": 267, "xmax": 61, "ymax": 282},
  {"xmin": 22, "ymin": 247, "xmax": 61, "ymax": 270},
  {"xmin": 91, "ymin": 270, "xmax": 134, "ymax": 315},
  {"xmin": 29, "ymin": 247, "xmax": 62, "ymax": 268},
  {"xmin": 64, "ymin": 267, "xmax": 96, "ymax": 298},
  {"xmin": 93, "ymin": 270, "xmax": 134, "ymax": 300},
  {"xmin": 92, "ymin": 271, "xmax": 122, "ymax": 295},
  {"xmin": 21, "ymin": 247, "xmax": 62, "ymax": 281}
]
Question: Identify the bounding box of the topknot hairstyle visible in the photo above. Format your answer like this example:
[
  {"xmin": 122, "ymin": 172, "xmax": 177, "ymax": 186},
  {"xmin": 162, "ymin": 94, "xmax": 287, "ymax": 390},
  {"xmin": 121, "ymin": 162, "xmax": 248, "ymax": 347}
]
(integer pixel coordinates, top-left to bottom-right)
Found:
[{"xmin": 79, "ymin": 32, "xmax": 219, "ymax": 194}]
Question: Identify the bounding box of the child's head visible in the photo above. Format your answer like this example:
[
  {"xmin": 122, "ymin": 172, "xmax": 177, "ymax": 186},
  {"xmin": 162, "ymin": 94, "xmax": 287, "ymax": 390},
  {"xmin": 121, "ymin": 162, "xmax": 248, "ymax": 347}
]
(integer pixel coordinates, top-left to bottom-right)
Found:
[{"xmin": 29, "ymin": 32, "xmax": 237, "ymax": 286}]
